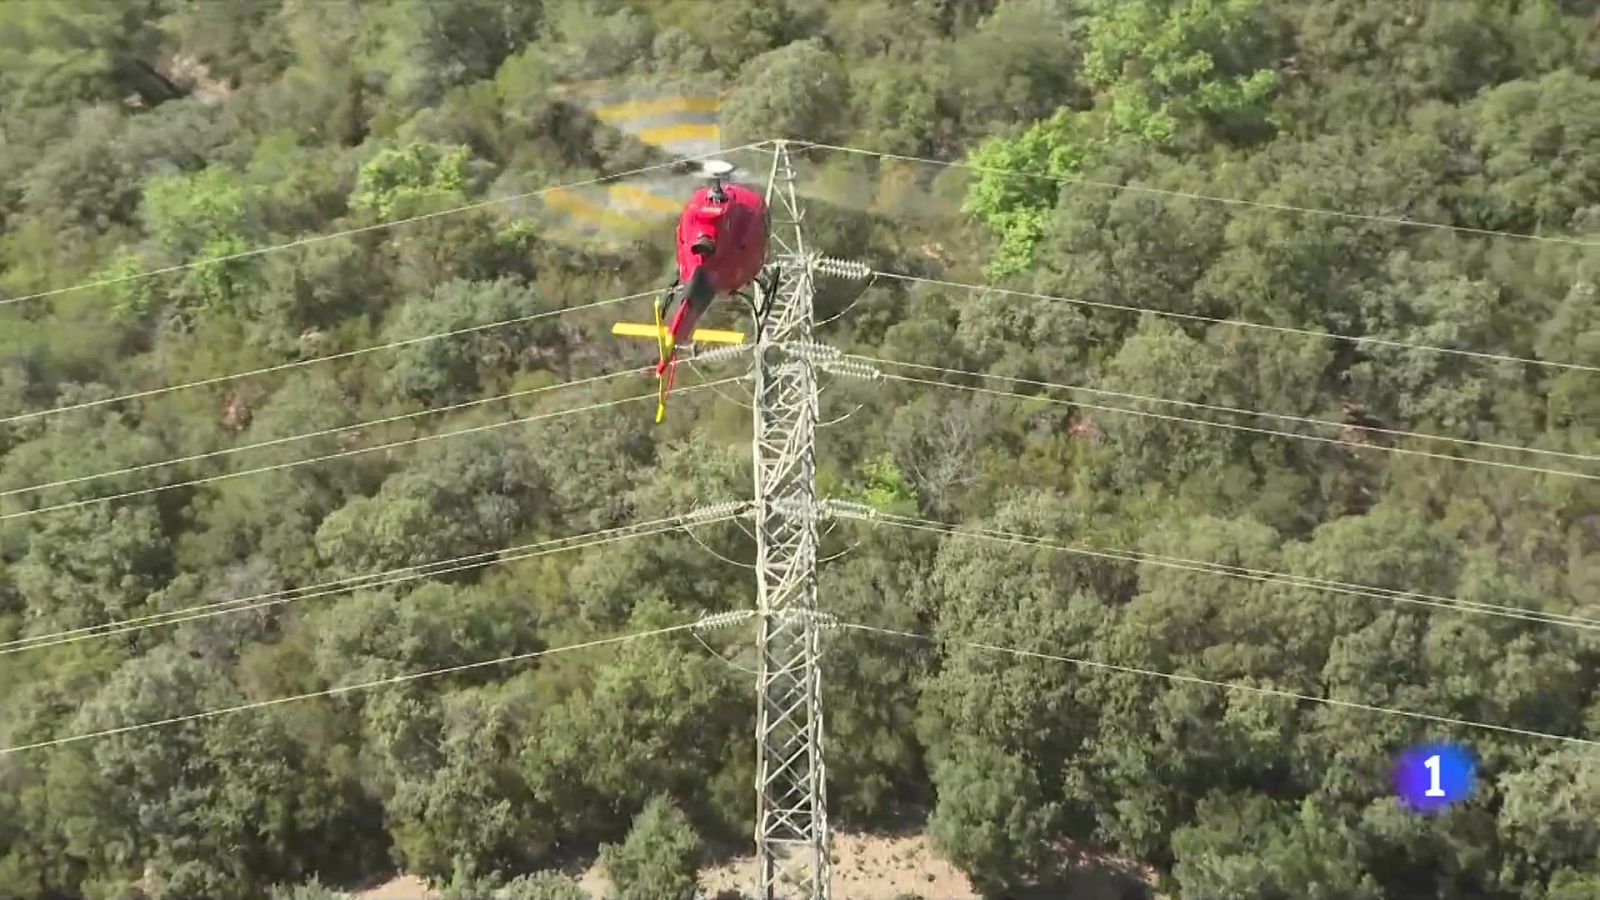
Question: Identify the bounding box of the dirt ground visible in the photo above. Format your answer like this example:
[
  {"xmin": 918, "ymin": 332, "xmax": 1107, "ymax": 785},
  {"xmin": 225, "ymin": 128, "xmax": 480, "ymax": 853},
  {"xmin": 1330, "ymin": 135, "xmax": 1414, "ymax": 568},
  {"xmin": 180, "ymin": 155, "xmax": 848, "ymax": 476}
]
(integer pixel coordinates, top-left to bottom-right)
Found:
[
  {"xmin": 696, "ymin": 832, "xmax": 977, "ymax": 899},
  {"xmin": 354, "ymin": 831, "xmax": 1155, "ymax": 899},
  {"xmin": 354, "ymin": 875, "xmax": 433, "ymax": 899}
]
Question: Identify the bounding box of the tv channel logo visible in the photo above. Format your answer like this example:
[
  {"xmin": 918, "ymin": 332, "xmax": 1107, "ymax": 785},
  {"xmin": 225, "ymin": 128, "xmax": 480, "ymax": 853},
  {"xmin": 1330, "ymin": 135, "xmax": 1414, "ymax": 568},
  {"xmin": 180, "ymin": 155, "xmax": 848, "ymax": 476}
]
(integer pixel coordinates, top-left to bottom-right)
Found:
[{"xmin": 1393, "ymin": 742, "xmax": 1476, "ymax": 813}]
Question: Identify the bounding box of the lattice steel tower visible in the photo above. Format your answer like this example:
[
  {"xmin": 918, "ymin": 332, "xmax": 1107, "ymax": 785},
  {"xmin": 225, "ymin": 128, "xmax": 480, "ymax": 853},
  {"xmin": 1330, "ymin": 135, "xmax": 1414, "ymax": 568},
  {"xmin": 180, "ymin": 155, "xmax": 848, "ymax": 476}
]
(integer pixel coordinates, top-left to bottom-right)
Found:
[
  {"xmin": 745, "ymin": 141, "xmax": 873, "ymax": 900},
  {"xmin": 749, "ymin": 138, "xmax": 831, "ymax": 900}
]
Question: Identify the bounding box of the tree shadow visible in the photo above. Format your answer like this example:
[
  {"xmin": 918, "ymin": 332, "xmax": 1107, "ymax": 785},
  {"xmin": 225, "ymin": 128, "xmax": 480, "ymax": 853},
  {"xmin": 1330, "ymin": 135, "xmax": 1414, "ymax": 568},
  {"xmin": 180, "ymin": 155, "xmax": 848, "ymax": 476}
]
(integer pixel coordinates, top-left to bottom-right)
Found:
[
  {"xmin": 1011, "ymin": 871, "xmax": 1152, "ymax": 900},
  {"xmin": 1013, "ymin": 841, "xmax": 1158, "ymax": 900}
]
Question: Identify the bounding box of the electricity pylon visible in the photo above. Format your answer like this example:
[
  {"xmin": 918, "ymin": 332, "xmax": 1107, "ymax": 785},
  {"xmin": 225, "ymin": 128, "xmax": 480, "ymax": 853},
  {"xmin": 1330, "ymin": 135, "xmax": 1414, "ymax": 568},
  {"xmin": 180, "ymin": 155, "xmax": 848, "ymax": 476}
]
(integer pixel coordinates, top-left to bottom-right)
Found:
[{"xmin": 749, "ymin": 141, "xmax": 872, "ymax": 899}]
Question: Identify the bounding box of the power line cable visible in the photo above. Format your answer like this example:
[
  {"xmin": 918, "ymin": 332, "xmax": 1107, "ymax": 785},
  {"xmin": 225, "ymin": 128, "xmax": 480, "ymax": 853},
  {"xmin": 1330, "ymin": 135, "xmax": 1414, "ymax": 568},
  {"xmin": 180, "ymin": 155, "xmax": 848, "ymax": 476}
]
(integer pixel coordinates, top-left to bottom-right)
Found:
[
  {"xmin": 682, "ymin": 518, "xmax": 759, "ymax": 570},
  {"xmin": 0, "ymin": 142, "xmax": 771, "ymax": 310},
  {"xmin": 839, "ymin": 621, "xmax": 1600, "ymax": 750},
  {"xmin": 850, "ymin": 512, "xmax": 1600, "ymax": 633},
  {"xmin": 0, "ymin": 378, "xmax": 738, "ymax": 522},
  {"xmin": 789, "ymin": 140, "xmax": 1600, "ymax": 250},
  {"xmin": 2, "ymin": 508, "xmax": 743, "ymax": 655},
  {"xmin": 858, "ymin": 355, "xmax": 1600, "ymax": 468},
  {"xmin": 0, "ymin": 618, "xmax": 738, "ymax": 755},
  {"xmin": 874, "ymin": 369, "xmax": 1600, "ymax": 483},
  {"xmin": 872, "ymin": 270, "xmax": 1600, "ymax": 377},
  {"xmin": 0, "ymin": 289, "xmax": 653, "ymax": 427},
  {"xmin": 2, "ymin": 367, "xmax": 650, "ymax": 500}
]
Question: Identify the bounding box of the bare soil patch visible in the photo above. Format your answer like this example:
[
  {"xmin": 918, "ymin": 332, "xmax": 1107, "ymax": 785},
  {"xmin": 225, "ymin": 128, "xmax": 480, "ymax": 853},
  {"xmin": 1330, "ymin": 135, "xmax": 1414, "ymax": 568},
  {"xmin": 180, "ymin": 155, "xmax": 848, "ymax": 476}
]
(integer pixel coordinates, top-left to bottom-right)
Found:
[{"xmin": 353, "ymin": 831, "xmax": 1158, "ymax": 899}]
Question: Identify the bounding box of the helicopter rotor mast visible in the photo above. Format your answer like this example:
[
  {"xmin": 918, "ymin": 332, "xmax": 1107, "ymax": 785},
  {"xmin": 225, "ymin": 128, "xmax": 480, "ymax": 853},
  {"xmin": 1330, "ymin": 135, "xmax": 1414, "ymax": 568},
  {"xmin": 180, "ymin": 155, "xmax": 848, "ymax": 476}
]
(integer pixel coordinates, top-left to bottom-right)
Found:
[{"xmin": 700, "ymin": 158, "xmax": 736, "ymax": 199}]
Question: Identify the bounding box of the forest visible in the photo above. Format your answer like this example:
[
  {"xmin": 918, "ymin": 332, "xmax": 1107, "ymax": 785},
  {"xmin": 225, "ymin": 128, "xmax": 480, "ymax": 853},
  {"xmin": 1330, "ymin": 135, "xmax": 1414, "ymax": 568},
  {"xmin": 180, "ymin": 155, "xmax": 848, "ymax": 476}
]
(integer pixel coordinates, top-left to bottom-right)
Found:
[{"xmin": 2, "ymin": 1, "xmax": 1599, "ymax": 898}]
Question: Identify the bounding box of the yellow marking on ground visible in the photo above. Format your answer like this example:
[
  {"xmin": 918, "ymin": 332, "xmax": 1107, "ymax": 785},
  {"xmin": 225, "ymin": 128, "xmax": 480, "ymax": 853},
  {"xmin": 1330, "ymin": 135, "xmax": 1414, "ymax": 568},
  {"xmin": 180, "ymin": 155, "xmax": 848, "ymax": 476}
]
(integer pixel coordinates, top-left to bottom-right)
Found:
[
  {"xmin": 592, "ymin": 95, "xmax": 722, "ymax": 124},
  {"xmin": 542, "ymin": 188, "xmax": 654, "ymax": 235},
  {"xmin": 607, "ymin": 183, "xmax": 684, "ymax": 217},
  {"xmin": 635, "ymin": 122, "xmax": 721, "ymax": 147}
]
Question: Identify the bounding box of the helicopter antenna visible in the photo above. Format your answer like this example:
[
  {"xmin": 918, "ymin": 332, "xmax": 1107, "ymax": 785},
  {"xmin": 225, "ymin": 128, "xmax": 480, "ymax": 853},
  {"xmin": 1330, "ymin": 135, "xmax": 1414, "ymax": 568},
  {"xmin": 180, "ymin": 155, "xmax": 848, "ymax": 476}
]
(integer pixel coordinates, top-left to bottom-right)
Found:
[
  {"xmin": 701, "ymin": 158, "xmax": 735, "ymax": 201},
  {"xmin": 700, "ymin": 158, "xmax": 736, "ymax": 179}
]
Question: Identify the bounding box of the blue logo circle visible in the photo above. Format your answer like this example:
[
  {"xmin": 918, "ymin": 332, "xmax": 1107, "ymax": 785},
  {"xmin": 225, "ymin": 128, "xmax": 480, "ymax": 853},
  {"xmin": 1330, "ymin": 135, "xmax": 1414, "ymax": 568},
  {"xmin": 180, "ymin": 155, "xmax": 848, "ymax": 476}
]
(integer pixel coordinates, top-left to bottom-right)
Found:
[{"xmin": 1393, "ymin": 742, "xmax": 1475, "ymax": 812}]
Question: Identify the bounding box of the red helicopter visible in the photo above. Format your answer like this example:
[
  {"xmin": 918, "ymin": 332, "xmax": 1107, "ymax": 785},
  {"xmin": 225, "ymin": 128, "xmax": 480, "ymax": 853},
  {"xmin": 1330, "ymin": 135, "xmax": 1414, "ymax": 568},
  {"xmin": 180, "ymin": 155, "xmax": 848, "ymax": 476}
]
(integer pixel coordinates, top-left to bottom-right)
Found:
[{"xmin": 614, "ymin": 160, "xmax": 778, "ymax": 422}]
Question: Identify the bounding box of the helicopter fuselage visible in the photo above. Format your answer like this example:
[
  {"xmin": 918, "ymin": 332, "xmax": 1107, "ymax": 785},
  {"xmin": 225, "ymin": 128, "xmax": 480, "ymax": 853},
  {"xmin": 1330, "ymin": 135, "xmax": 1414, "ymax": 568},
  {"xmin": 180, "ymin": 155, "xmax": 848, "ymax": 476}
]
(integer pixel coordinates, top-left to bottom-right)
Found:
[
  {"xmin": 674, "ymin": 181, "xmax": 768, "ymax": 303},
  {"xmin": 648, "ymin": 174, "xmax": 772, "ymax": 419}
]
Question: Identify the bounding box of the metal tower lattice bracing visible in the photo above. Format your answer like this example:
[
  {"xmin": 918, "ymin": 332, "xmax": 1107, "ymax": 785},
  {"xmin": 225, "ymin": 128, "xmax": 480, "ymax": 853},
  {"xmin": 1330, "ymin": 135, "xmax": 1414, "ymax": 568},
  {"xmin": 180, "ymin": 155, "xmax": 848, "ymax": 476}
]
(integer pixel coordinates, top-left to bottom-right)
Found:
[{"xmin": 751, "ymin": 141, "xmax": 831, "ymax": 900}]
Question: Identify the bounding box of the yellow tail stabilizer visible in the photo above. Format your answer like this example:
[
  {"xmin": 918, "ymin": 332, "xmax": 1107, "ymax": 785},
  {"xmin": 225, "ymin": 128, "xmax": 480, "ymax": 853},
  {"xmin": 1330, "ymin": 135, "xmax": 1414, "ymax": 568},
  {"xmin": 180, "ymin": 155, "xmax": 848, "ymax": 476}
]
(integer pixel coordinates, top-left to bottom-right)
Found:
[
  {"xmin": 653, "ymin": 302, "xmax": 668, "ymax": 423},
  {"xmin": 611, "ymin": 322, "xmax": 747, "ymax": 344}
]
